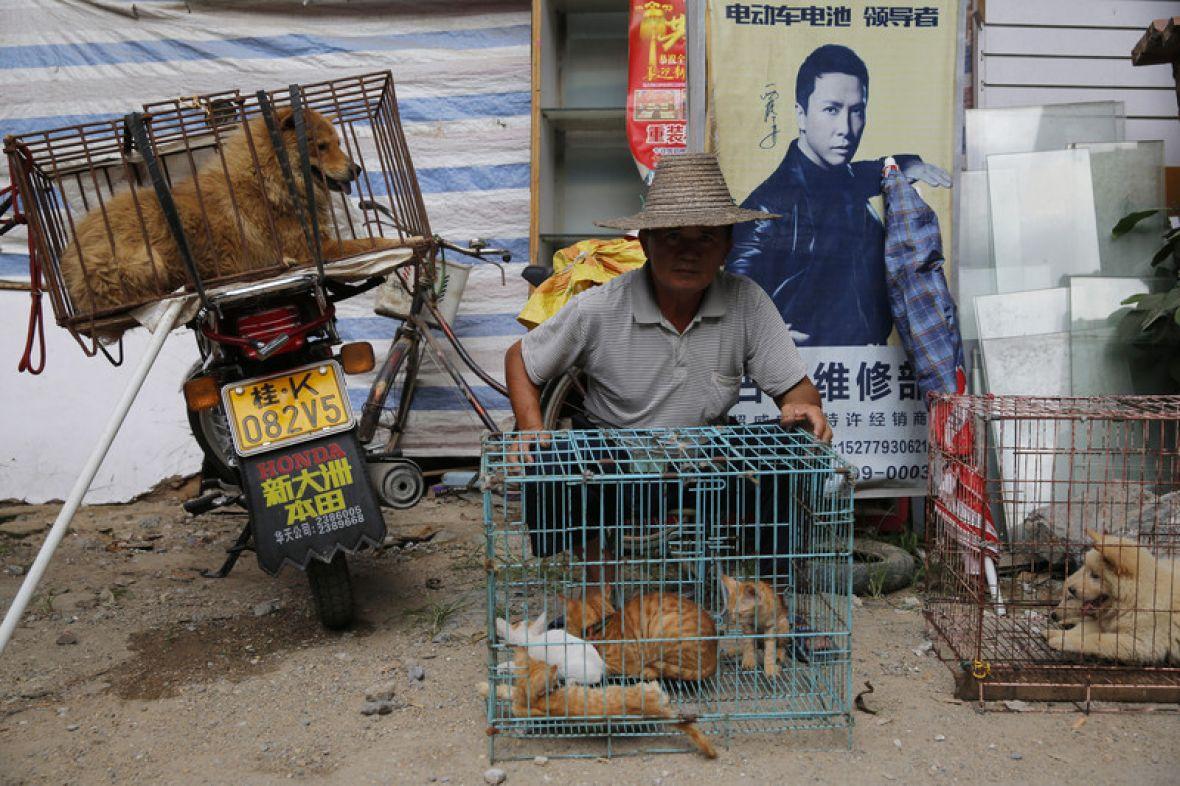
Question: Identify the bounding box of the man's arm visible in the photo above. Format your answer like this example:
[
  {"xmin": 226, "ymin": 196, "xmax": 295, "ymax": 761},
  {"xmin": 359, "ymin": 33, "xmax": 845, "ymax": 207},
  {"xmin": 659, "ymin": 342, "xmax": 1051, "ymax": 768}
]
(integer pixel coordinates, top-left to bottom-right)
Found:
[
  {"xmin": 505, "ymin": 339, "xmax": 543, "ymax": 431},
  {"xmin": 774, "ymin": 377, "xmax": 832, "ymax": 443}
]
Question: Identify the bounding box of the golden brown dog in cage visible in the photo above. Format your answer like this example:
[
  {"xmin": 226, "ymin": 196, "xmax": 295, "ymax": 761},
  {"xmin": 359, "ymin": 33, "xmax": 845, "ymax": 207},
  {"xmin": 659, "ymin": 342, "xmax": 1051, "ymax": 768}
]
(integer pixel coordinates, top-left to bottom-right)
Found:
[
  {"xmin": 1044, "ymin": 530, "xmax": 1180, "ymax": 665},
  {"xmin": 60, "ymin": 106, "xmax": 402, "ymax": 315}
]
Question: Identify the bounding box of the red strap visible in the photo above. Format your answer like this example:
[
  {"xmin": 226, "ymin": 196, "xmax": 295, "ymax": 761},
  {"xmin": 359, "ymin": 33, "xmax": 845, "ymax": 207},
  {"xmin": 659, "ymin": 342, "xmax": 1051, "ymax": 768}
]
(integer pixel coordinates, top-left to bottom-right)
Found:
[
  {"xmin": 1, "ymin": 182, "xmax": 45, "ymax": 375},
  {"xmin": 18, "ymin": 248, "xmax": 45, "ymax": 375}
]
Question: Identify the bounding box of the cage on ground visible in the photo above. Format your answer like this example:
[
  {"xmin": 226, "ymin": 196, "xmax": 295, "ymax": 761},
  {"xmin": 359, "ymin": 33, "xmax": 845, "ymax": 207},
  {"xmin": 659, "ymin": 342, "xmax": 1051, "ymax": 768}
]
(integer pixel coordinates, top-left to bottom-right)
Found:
[
  {"xmin": 480, "ymin": 424, "xmax": 855, "ymax": 761},
  {"xmin": 3, "ymin": 71, "xmax": 430, "ymax": 353},
  {"xmin": 925, "ymin": 394, "xmax": 1180, "ymax": 706}
]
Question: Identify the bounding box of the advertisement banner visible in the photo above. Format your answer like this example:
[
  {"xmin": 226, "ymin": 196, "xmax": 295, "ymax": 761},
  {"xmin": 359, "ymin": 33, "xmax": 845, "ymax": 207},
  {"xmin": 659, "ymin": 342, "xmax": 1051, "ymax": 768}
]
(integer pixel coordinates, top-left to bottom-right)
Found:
[
  {"xmin": 711, "ymin": 1, "xmax": 960, "ymax": 494},
  {"xmin": 243, "ymin": 433, "xmax": 386, "ymax": 575},
  {"xmin": 731, "ymin": 346, "xmax": 930, "ymax": 489},
  {"xmin": 627, "ymin": 0, "xmax": 688, "ymax": 182}
]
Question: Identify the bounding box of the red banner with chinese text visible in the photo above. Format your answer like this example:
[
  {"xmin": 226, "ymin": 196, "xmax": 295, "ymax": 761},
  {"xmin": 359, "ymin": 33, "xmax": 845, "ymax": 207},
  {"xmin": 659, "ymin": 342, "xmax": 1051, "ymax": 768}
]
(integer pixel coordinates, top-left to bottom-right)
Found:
[{"xmin": 627, "ymin": 0, "xmax": 687, "ymax": 182}]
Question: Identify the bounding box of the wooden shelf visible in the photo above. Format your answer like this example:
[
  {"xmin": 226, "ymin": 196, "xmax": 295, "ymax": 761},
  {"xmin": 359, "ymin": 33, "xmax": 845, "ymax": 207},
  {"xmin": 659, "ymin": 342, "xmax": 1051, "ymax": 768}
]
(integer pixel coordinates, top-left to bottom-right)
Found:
[
  {"xmin": 540, "ymin": 107, "xmax": 626, "ymax": 133},
  {"xmin": 531, "ymin": 0, "xmax": 637, "ymax": 267}
]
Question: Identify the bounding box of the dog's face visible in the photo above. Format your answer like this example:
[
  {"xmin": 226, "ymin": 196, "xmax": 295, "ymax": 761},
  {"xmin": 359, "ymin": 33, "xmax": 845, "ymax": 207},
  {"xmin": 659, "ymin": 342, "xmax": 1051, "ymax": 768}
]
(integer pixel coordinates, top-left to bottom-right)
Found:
[
  {"xmin": 277, "ymin": 107, "xmax": 361, "ymax": 193},
  {"xmin": 1051, "ymin": 548, "xmax": 1110, "ymax": 626},
  {"xmin": 1050, "ymin": 531, "xmax": 1144, "ymax": 626}
]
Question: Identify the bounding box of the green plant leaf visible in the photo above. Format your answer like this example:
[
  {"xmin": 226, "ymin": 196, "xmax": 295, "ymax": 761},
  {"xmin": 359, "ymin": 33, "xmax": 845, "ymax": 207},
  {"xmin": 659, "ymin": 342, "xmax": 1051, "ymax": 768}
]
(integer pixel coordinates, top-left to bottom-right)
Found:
[
  {"xmin": 1122, "ymin": 293, "xmax": 1148, "ymax": 305},
  {"xmin": 1143, "ymin": 307, "xmax": 1175, "ymax": 330},
  {"xmin": 1151, "ymin": 234, "xmax": 1180, "ymax": 270},
  {"xmin": 1112, "ymin": 209, "xmax": 1163, "ymax": 238},
  {"xmin": 1132, "ymin": 293, "xmax": 1166, "ymax": 310}
]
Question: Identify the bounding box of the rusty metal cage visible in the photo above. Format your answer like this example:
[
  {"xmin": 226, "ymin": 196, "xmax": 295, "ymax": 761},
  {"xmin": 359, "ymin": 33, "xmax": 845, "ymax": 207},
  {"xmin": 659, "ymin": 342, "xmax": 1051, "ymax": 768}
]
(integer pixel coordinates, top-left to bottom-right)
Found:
[
  {"xmin": 3, "ymin": 71, "xmax": 430, "ymax": 350},
  {"xmin": 925, "ymin": 394, "xmax": 1180, "ymax": 705}
]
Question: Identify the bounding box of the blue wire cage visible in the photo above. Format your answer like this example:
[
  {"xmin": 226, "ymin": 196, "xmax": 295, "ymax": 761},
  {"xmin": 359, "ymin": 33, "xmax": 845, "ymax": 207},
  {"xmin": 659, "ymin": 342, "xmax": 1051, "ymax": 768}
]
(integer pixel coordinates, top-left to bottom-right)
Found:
[{"xmin": 481, "ymin": 424, "xmax": 856, "ymax": 761}]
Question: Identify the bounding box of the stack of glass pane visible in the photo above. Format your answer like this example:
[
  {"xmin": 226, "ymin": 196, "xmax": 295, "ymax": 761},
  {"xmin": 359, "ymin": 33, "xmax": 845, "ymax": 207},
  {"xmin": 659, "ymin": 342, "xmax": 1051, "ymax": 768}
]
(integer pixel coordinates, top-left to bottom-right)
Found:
[{"xmin": 955, "ymin": 101, "xmax": 1171, "ymax": 397}]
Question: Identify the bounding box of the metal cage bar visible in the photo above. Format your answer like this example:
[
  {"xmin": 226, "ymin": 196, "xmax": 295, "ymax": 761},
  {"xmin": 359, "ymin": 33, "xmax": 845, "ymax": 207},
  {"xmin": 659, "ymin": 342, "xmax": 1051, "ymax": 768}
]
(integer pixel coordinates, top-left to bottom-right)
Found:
[
  {"xmin": 2, "ymin": 71, "xmax": 431, "ymax": 345},
  {"xmin": 481, "ymin": 424, "xmax": 855, "ymax": 760},
  {"xmin": 925, "ymin": 393, "xmax": 1180, "ymax": 705}
]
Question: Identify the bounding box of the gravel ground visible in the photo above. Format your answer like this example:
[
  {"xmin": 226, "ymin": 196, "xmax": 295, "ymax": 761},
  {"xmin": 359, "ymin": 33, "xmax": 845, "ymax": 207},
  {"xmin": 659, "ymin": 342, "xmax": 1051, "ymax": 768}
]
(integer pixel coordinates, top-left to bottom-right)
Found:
[{"xmin": 0, "ymin": 486, "xmax": 1177, "ymax": 785}]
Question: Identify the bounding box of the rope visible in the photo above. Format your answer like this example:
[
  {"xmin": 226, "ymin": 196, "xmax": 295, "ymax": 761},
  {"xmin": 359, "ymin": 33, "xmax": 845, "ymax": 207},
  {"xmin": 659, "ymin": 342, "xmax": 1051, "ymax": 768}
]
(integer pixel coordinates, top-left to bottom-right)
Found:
[{"xmin": 0, "ymin": 180, "xmax": 45, "ymax": 374}]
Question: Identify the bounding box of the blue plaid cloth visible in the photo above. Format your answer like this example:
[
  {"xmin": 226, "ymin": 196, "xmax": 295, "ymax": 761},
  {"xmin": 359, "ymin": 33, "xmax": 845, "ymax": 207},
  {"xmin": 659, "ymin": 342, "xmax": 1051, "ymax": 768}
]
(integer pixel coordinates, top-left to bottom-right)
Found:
[{"xmin": 881, "ymin": 168, "xmax": 964, "ymax": 399}]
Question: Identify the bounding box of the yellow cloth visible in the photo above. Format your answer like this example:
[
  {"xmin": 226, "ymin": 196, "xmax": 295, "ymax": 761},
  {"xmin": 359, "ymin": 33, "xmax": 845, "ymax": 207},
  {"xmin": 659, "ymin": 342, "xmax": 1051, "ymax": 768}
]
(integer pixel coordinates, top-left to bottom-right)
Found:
[{"xmin": 516, "ymin": 238, "xmax": 646, "ymax": 329}]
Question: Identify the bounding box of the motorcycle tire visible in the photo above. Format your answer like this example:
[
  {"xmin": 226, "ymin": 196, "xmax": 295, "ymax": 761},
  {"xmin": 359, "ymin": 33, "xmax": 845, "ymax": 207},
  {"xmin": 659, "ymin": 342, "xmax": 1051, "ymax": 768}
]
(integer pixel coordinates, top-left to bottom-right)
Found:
[
  {"xmin": 307, "ymin": 553, "xmax": 354, "ymax": 629},
  {"xmin": 184, "ymin": 362, "xmax": 239, "ymax": 485}
]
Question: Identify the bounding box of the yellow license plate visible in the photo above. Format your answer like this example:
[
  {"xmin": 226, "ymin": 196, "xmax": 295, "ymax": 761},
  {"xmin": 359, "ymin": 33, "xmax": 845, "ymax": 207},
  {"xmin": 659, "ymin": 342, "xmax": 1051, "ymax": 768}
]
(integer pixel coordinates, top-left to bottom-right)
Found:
[{"xmin": 222, "ymin": 362, "xmax": 354, "ymax": 456}]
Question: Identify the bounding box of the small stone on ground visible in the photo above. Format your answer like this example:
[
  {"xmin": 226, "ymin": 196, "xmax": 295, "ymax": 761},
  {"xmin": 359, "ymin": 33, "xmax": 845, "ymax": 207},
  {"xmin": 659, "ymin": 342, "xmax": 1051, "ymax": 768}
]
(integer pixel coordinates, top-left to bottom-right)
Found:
[{"xmin": 364, "ymin": 682, "xmax": 397, "ymax": 703}]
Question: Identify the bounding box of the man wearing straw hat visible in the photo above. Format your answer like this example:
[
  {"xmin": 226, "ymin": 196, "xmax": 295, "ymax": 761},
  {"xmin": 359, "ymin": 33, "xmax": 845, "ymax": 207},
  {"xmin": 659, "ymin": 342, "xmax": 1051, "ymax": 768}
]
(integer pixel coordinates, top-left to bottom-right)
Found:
[
  {"xmin": 503, "ymin": 153, "xmax": 830, "ymax": 575},
  {"xmin": 506, "ymin": 152, "xmax": 828, "ymax": 441}
]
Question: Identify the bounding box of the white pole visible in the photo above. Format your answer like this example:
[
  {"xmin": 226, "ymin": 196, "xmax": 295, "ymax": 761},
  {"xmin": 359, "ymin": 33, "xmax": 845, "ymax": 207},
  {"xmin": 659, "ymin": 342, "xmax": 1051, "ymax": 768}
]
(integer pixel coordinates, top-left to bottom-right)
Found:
[
  {"xmin": 686, "ymin": 0, "xmax": 706, "ymax": 153},
  {"xmin": 0, "ymin": 298, "xmax": 186, "ymax": 655}
]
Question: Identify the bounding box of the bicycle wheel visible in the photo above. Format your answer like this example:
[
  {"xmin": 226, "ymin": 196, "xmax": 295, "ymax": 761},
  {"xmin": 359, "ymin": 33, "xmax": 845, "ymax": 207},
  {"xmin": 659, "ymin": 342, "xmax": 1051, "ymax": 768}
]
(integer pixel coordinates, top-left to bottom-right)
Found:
[
  {"xmin": 539, "ymin": 369, "xmax": 588, "ymax": 431},
  {"xmin": 358, "ymin": 334, "xmax": 415, "ymax": 444}
]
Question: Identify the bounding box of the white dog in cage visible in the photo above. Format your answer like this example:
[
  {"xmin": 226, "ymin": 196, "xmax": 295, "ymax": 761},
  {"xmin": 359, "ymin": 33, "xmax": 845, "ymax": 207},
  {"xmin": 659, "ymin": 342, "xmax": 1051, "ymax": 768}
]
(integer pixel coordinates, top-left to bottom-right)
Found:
[
  {"xmin": 495, "ymin": 613, "xmax": 606, "ymax": 685},
  {"xmin": 1044, "ymin": 531, "xmax": 1180, "ymax": 665}
]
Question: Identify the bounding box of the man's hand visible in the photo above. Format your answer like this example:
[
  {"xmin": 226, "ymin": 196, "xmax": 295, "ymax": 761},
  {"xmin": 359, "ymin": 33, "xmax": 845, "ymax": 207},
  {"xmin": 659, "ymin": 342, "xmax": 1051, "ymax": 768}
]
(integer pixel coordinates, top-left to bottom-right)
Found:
[
  {"xmin": 780, "ymin": 402, "xmax": 832, "ymax": 443},
  {"xmin": 507, "ymin": 429, "xmax": 551, "ymax": 468},
  {"xmin": 775, "ymin": 377, "xmax": 832, "ymax": 443},
  {"xmin": 900, "ymin": 159, "xmax": 952, "ymax": 188}
]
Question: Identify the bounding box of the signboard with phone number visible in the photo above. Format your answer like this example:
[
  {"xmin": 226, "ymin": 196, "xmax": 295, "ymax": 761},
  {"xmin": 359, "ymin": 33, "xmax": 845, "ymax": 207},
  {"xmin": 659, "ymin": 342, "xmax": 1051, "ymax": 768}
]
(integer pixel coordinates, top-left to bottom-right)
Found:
[{"xmin": 729, "ymin": 345, "xmax": 928, "ymax": 495}]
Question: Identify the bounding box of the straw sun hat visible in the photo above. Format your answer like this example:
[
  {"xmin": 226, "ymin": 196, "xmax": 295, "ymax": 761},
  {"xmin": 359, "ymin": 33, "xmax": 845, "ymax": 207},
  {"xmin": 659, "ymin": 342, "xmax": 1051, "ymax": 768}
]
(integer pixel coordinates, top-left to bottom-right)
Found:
[{"xmin": 596, "ymin": 153, "xmax": 779, "ymax": 231}]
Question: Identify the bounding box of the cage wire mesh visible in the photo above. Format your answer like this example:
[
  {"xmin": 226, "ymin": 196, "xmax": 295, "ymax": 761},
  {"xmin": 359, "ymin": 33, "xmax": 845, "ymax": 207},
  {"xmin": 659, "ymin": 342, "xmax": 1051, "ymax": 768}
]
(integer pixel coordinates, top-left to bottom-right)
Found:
[
  {"xmin": 3, "ymin": 71, "xmax": 428, "ymax": 349},
  {"xmin": 925, "ymin": 394, "xmax": 1180, "ymax": 705},
  {"xmin": 481, "ymin": 424, "xmax": 855, "ymax": 760}
]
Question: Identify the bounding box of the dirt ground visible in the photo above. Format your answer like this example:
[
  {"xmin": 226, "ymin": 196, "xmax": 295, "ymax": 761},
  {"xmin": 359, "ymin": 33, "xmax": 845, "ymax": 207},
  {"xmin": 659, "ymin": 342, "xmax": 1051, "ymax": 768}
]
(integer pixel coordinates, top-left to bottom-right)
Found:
[{"xmin": 1, "ymin": 486, "xmax": 1177, "ymax": 786}]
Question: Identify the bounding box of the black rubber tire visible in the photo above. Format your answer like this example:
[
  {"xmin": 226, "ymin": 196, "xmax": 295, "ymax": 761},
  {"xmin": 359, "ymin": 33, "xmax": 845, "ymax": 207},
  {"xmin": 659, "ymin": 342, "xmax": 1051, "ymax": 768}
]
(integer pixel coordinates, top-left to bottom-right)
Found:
[
  {"xmin": 374, "ymin": 459, "xmax": 425, "ymax": 509},
  {"xmin": 184, "ymin": 362, "xmax": 239, "ymax": 485},
  {"xmin": 306, "ymin": 553, "xmax": 354, "ymax": 629},
  {"xmin": 840, "ymin": 537, "xmax": 917, "ymax": 596}
]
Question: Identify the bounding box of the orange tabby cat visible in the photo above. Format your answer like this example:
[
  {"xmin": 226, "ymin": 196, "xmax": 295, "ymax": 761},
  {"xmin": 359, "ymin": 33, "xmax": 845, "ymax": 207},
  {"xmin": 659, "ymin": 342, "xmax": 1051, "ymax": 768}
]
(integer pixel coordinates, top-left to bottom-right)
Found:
[
  {"xmin": 482, "ymin": 649, "xmax": 717, "ymax": 758},
  {"xmin": 720, "ymin": 574, "xmax": 793, "ymax": 678},
  {"xmin": 563, "ymin": 587, "xmax": 718, "ymax": 680}
]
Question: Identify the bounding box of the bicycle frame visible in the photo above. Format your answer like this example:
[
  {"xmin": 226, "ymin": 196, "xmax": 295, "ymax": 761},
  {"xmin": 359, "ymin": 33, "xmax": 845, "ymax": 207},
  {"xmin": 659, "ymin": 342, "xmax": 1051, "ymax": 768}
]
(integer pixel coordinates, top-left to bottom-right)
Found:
[{"xmin": 359, "ymin": 251, "xmax": 510, "ymax": 452}]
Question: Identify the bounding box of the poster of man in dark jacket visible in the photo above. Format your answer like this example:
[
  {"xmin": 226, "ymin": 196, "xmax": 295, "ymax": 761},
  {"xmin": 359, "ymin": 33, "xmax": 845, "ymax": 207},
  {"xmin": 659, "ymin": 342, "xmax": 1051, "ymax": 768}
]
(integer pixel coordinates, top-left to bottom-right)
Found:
[{"xmin": 727, "ymin": 44, "xmax": 950, "ymax": 347}]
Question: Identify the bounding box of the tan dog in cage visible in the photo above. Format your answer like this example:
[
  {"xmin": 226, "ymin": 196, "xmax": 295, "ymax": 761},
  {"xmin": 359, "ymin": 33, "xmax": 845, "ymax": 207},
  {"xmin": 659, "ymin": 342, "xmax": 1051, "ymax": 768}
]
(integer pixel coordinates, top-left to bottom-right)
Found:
[
  {"xmin": 60, "ymin": 106, "xmax": 401, "ymax": 316},
  {"xmin": 1043, "ymin": 531, "xmax": 1180, "ymax": 665}
]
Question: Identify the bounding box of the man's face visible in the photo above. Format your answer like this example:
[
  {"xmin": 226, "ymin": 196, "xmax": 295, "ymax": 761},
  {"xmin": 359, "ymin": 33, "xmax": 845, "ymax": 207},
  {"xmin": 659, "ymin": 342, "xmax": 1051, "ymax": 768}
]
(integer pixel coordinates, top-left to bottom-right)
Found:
[
  {"xmin": 795, "ymin": 72, "xmax": 867, "ymax": 168},
  {"xmin": 640, "ymin": 225, "xmax": 732, "ymax": 297}
]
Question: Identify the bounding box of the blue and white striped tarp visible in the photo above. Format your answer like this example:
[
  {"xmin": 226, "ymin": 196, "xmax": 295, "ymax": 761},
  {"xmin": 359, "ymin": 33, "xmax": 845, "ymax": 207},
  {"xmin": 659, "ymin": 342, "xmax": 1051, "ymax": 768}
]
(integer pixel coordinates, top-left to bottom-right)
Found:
[{"xmin": 0, "ymin": 1, "xmax": 531, "ymax": 501}]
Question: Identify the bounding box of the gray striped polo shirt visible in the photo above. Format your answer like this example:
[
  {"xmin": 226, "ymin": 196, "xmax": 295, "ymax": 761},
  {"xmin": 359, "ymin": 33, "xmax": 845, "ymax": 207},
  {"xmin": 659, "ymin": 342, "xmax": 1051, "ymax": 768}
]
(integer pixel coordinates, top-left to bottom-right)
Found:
[{"xmin": 521, "ymin": 266, "xmax": 807, "ymax": 428}]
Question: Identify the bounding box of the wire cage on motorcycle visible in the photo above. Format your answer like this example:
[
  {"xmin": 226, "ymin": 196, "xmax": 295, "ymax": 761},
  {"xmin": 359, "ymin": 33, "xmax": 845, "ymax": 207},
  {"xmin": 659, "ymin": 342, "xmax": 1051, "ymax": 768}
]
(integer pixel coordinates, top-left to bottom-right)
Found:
[
  {"xmin": 3, "ymin": 71, "xmax": 430, "ymax": 352},
  {"xmin": 925, "ymin": 394, "xmax": 1180, "ymax": 705},
  {"xmin": 481, "ymin": 424, "xmax": 855, "ymax": 761}
]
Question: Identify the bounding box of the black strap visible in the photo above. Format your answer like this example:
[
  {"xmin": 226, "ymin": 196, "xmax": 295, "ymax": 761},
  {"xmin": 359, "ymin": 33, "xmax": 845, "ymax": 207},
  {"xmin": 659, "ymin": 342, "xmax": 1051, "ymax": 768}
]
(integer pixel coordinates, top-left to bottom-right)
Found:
[
  {"xmin": 126, "ymin": 112, "xmax": 208, "ymax": 307},
  {"xmin": 256, "ymin": 91, "xmax": 317, "ymax": 264},
  {"xmin": 289, "ymin": 85, "xmax": 325, "ymax": 277}
]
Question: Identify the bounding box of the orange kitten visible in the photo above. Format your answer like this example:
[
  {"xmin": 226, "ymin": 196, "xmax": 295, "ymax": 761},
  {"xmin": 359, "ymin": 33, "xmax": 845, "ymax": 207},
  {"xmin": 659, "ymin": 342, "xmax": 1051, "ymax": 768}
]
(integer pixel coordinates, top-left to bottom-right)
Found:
[
  {"xmin": 564, "ymin": 587, "xmax": 718, "ymax": 681},
  {"xmin": 493, "ymin": 649, "xmax": 717, "ymax": 758},
  {"xmin": 720, "ymin": 574, "xmax": 793, "ymax": 678}
]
